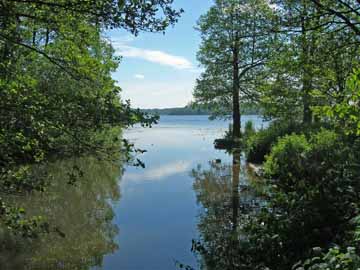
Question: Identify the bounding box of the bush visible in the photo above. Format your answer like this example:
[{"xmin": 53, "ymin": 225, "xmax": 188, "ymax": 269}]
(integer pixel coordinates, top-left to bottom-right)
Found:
[
  {"xmin": 248, "ymin": 130, "xmax": 358, "ymax": 269},
  {"xmin": 228, "ymin": 129, "xmax": 360, "ymax": 270},
  {"xmin": 245, "ymin": 120, "xmax": 330, "ymax": 164},
  {"xmin": 308, "ymin": 128, "xmax": 339, "ymax": 163},
  {"xmin": 264, "ymin": 134, "xmax": 311, "ymax": 185},
  {"xmin": 294, "ymin": 247, "xmax": 360, "ymax": 270},
  {"xmin": 262, "ymin": 129, "xmax": 359, "ymax": 246},
  {"xmin": 246, "ymin": 121, "xmax": 300, "ymax": 163},
  {"xmin": 263, "ymin": 129, "xmax": 341, "ymax": 191}
]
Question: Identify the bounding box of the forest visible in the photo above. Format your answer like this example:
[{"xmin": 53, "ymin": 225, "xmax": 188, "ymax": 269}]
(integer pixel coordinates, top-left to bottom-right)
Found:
[{"xmin": 0, "ymin": 0, "xmax": 360, "ymax": 270}]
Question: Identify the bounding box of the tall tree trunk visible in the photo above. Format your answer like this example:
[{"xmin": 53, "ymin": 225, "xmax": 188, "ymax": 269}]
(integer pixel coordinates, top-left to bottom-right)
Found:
[
  {"xmin": 45, "ymin": 28, "xmax": 50, "ymax": 47},
  {"xmin": 301, "ymin": 11, "xmax": 312, "ymax": 124},
  {"xmin": 1, "ymin": 4, "xmax": 13, "ymax": 79},
  {"xmin": 302, "ymin": 78, "xmax": 312, "ymax": 124},
  {"xmin": 232, "ymin": 47, "xmax": 241, "ymax": 139},
  {"xmin": 32, "ymin": 30, "xmax": 37, "ymax": 46}
]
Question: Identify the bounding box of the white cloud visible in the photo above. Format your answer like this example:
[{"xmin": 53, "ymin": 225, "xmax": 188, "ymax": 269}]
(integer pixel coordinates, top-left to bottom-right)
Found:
[
  {"xmin": 118, "ymin": 80, "xmax": 195, "ymax": 108},
  {"xmin": 110, "ymin": 36, "xmax": 198, "ymax": 108},
  {"xmin": 111, "ymin": 38, "xmax": 194, "ymax": 70},
  {"xmin": 117, "ymin": 45, "xmax": 193, "ymax": 70},
  {"xmin": 134, "ymin": 74, "xmax": 145, "ymax": 80}
]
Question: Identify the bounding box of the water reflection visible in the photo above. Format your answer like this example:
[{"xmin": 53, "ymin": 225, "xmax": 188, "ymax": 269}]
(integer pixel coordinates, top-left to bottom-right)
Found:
[
  {"xmin": 0, "ymin": 156, "xmax": 122, "ymax": 270},
  {"xmin": 191, "ymin": 152, "xmax": 264, "ymax": 270},
  {"xmin": 125, "ymin": 160, "xmax": 193, "ymax": 182},
  {"xmin": 0, "ymin": 115, "xmax": 266, "ymax": 270}
]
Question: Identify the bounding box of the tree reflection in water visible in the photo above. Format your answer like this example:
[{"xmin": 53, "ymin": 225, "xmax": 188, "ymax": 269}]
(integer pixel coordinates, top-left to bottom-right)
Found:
[
  {"xmin": 191, "ymin": 152, "xmax": 265, "ymax": 270},
  {"xmin": 0, "ymin": 156, "xmax": 122, "ymax": 270}
]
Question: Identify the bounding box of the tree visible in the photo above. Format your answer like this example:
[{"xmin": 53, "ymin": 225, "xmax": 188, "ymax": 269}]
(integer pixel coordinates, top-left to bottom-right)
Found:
[
  {"xmin": 194, "ymin": 0, "xmax": 274, "ymax": 139},
  {"xmin": 307, "ymin": 0, "xmax": 360, "ymax": 36},
  {"xmin": 260, "ymin": 0, "xmax": 359, "ymax": 123},
  {"xmin": 0, "ymin": 0, "xmax": 182, "ymax": 235},
  {"xmin": 0, "ymin": 0, "xmax": 183, "ymax": 77}
]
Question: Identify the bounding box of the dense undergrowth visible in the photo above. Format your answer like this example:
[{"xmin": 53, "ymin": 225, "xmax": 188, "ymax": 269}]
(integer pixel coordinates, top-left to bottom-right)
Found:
[
  {"xmin": 198, "ymin": 67, "xmax": 360, "ymax": 269},
  {"xmin": 221, "ymin": 117, "xmax": 360, "ymax": 269}
]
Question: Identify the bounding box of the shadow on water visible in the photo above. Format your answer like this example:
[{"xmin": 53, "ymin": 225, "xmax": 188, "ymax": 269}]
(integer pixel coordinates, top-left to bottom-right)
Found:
[
  {"xmin": 0, "ymin": 156, "xmax": 122, "ymax": 270},
  {"xmin": 190, "ymin": 151, "xmax": 266, "ymax": 270}
]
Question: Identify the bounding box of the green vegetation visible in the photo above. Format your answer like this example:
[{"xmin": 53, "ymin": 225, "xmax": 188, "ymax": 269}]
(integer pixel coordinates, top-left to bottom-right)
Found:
[
  {"xmin": 2, "ymin": 0, "xmax": 360, "ymax": 269},
  {"xmin": 191, "ymin": 0, "xmax": 360, "ymax": 269},
  {"xmin": 245, "ymin": 121, "xmax": 297, "ymax": 163},
  {"xmin": 214, "ymin": 120, "xmax": 256, "ymax": 150},
  {"xmin": 193, "ymin": 126, "xmax": 360, "ymax": 270},
  {"xmin": 245, "ymin": 121, "xmax": 326, "ymax": 163},
  {"xmin": 194, "ymin": 0, "xmax": 274, "ymax": 139},
  {"xmin": 0, "ymin": 1, "xmax": 182, "ymax": 235}
]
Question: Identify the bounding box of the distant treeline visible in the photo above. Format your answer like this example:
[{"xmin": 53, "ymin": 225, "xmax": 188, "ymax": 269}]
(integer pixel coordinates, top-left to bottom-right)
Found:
[
  {"xmin": 142, "ymin": 104, "xmax": 261, "ymax": 115},
  {"xmin": 142, "ymin": 107, "xmax": 209, "ymax": 115}
]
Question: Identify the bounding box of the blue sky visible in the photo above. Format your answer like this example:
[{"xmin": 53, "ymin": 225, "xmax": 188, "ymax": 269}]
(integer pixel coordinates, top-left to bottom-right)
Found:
[{"xmin": 108, "ymin": 0, "xmax": 213, "ymax": 109}]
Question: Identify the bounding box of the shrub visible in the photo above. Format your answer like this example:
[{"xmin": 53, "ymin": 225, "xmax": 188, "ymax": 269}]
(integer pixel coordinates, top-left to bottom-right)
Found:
[
  {"xmin": 264, "ymin": 133, "xmax": 311, "ymax": 185},
  {"xmin": 294, "ymin": 247, "xmax": 360, "ymax": 270},
  {"xmin": 245, "ymin": 120, "xmax": 330, "ymax": 164},
  {"xmin": 263, "ymin": 129, "xmax": 343, "ymax": 191},
  {"xmin": 262, "ymin": 129, "xmax": 358, "ymax": 249},
  {"xmin": 251, "ymin": 130, "xmax": 356, "ymax": 268},
  {"xmin": 308, "ymin": 128, "xmax": 339, "ymax": 164},
  {"xmin": 246, "ymin": 121, "xmax": 300, "ymax": 163},
  {"xmin": 230, "ymin": 129, "xmax": 360, "ymax": 270}
]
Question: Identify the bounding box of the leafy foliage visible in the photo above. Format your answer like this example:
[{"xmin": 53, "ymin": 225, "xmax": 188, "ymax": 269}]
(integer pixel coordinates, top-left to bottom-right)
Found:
[
  {"xmin": 0, "ymin": 0, "xmax": 180, "ymax": 235},
  {"xmin": 314, "ymin": 68, "xmax": 360, "ymax": 136},
  {"xmin": 294, "ymin": 247, "xmax": 360, "ymax": 270},
  {"xmin": 257, "ymin": 0, "xmax": 359, "ymax": 123},
  {"xmin": 194, "ymin": 0, "xmax": 275, "ymax": 138},
  {"xmin": 263, "ymin": 133, "xmax": 311, "ymax": 182},
  {"xmin": 246, "ymin": 121, "xmax": 300, "ymax": 163},
  {"xmin": 242, "ymin": 130, "xmax": 360, "ymax": 269},
  {"xmin": 191, "ymin": 1, "xmax": 360, "ymax": 269}
]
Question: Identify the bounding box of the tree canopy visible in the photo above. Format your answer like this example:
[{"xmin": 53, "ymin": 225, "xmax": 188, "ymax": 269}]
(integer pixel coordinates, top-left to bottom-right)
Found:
[
  {"xmin": 194, "ymin": 0, "xmax": 275, "ymax": 138},
  {"xmin": 0, "ymin": 0, "xmax": 182, "ymax": 235}
]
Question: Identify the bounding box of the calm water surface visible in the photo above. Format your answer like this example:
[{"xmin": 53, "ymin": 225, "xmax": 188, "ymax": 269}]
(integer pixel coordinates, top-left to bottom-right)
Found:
[
  {"xmin": 1, "ymin": 115, "xmax": 267, "ymax": 270},
  {"xmin": 101, "ymin": 115, "xmax": 266, "ymax": 270}
]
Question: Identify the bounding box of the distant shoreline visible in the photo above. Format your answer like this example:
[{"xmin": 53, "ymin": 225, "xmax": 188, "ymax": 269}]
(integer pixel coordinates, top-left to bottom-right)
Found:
[{"xmin": 141, "ymin": 105, "xmax": 261, "ymax": 116}]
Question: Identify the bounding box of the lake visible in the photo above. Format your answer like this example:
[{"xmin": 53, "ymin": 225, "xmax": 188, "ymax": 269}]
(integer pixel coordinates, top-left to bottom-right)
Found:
[
  {"xmin": 1, "ymin": 115, "xmax": 267, "ymax": 270},
  {"xmin": 100, "ymin": 115, "xmax": 266, "ymax": 270}
]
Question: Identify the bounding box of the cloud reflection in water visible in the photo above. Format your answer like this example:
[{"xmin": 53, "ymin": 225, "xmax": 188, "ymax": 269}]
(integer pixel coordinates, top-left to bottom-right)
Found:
[{"xmin": 124, "ymin": 160, "xmax": 193, "ymax": 182}]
